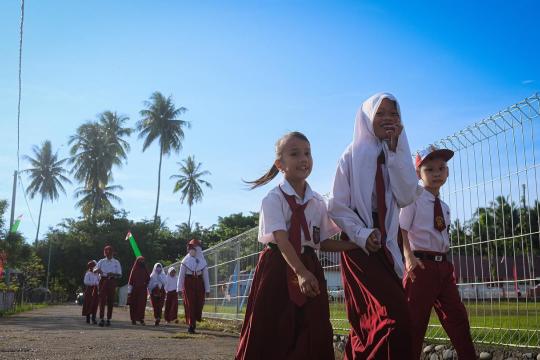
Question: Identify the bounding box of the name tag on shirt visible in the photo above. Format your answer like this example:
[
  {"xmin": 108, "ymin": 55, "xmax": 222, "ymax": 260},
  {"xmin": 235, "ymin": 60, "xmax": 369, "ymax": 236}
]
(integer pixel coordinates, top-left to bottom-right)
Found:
[{"xmin": 313, "ymin": 226, "xmax": 320, "ymax": 244}]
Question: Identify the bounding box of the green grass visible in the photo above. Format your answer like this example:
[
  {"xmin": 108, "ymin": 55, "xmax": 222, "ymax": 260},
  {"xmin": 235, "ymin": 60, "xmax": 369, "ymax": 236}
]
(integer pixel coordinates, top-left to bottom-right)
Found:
[
  {"xmin": 200, "ymin": 300, "xmax": 540, "ymax": 347},
  {"xmin": 0, "ymin": 303, "xmax": 48, "ymax": 317}
]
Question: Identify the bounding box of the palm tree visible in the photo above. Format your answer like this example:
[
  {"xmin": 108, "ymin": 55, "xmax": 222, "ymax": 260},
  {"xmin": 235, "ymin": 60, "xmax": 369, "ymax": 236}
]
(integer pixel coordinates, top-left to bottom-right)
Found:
[
  {"xmin": 23, "ymin": 140, "xmax": 71, "ymax": 245},
  {"xmin": 137, "ymin": 91, "xmax": 190, "ymax": 226},
  {"xmin": 69, "ymin": 113, "xmax": 130, "ymax": 221},
  {"xmin": 74, "ymin": 183, "xmax": 123, "ymax": 220},
  {"xmin": 170, "ymin": 155, "xmax": 211, "ymax": 229}
]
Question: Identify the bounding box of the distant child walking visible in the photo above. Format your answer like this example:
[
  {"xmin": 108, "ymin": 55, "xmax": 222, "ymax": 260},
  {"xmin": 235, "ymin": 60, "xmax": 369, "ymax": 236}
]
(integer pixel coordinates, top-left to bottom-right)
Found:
[
  {"xmin": 127, "ymin": 256, "xmax": 150, "ymax": 325},
  {"xmin": 236, "ymin": 131, "xmax": 358, "ymax": 360},
  {"xmin": 148, "ymin": 262, "xmax": 167, "ymax": 326},
  {"xmin": 400, "ymin": 146, "xmax": 475, "ymax": 359},
  {"xmin": 178, "ymin": 239, "xmax": 210, "ymax": 334},
  {"xmin": 82, "ymin": 260, "xmax": 99, "ymax": 324},
  {"xmin": 328, "ymin": 93, "xmax": 421, "ymax": 359},
  {"xmin": 164, "ymin": 267, "xmax": 179, "ymax": 324},
  {"xmin": 94, "ymin": 245, "xmax": 122, "ymax": 327}
]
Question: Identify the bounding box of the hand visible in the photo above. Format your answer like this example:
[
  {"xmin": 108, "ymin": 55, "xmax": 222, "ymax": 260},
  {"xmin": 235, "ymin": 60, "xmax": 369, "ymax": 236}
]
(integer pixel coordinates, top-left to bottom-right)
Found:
[
  {"xmin": 404, "ymin": 255, "xmax": 425, "ymax": 282},
  {"xmin": 385, "ymin": 122, "xmax": 403, "ymax": 152},
  {"xmin": 296, "ymin": 268, "xmax": 320, "ymax": 298},
  {"xmin": 365, "ymin": 231, "xmax": 381, "ymax": 253}
]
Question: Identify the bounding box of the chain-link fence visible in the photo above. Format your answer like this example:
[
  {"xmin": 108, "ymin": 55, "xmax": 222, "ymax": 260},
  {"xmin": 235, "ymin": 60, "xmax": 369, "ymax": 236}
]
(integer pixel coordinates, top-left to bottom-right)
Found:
[{"xmin": 169, "ymin": 93, "xmax": 540, "ymax": 348}]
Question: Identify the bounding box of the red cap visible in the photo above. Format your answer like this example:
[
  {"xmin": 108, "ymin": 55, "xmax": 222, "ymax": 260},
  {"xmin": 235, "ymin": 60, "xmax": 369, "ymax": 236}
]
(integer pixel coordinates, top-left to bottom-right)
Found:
[
  {"xmin": 415, "ymin": 145, "xmax": 454, "ymax": 169},
  {"xmin": 187, "ymin": 239, "xmax": 201, "ymax": 249}
]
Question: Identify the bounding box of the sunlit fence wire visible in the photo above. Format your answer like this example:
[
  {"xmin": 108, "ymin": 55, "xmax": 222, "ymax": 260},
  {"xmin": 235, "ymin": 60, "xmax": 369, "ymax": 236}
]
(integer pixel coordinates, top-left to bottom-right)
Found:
[{"xmin": 168, "ymin": 93, "xmax": 540, "ymax": 348}]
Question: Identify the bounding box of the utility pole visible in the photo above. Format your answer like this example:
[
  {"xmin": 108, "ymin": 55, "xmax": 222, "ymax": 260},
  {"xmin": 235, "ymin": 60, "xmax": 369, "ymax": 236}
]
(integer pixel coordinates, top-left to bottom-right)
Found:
[{"xmin": 9, "ymin": 170, "xmax": 17, "ymax": 231}]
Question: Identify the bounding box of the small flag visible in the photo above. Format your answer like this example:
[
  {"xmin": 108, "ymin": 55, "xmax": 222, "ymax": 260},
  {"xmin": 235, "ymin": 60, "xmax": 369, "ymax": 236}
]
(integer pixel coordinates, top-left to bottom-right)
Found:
[
  {"xmin": 125, "ymin": 231, "xmax": 142, "ymax": 258},
  {"xmin": 10, "ymin": 214, "xmax": 23, "ymax": 233}
]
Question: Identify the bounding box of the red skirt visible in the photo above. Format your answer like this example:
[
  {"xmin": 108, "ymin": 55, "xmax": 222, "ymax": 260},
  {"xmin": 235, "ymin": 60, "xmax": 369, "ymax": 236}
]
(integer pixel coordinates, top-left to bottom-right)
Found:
[
  {"xmin": 128, "ymin": 285, "xmax": 147, "ymax": 322},
  {"xmin": 235, "ymin": 247, "xmax": 334, "ymax": 360},
  {"xmin": 164, "ymin": 290, "xmax": 179, "ymax": 322},
  {"xmin": 341, "ymin": 248, "xmax": 412, "ymax": 360},
  {"xmin": 82, "ymin": 285, "xmax": 98, "ymax": 316},
  {"xmin": 183, "ymin": 275, "xmax": 206, "ymax": 326},
  {"xmin": 150, "ymin": 287, "xmax": 165, "ymax": 320}
]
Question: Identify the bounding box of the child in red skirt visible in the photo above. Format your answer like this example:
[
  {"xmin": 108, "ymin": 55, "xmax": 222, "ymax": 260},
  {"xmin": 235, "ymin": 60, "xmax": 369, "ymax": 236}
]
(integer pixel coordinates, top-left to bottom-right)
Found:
[
  {"xmin": 328, "ymin": 92, "xmax": 421, "ymax": 359},
  {"xmin": 148, "ymin": 262, "xmax": 167, "ymax": 326},
  {"xmin": 82, "ymin": 260, "xmax": 99, "ymax": 324},
  {"xmin": 127, "ymin": 256, "xmax": 149, "ymax": 325},
  {"xmin": 164, "ymin": 267, "xmax": 179, "ymax": 324},
  {"xmin": 400, "ymin": 146, "xmax": 475, "ymax": 359},
  {"xmin": 236, "ymin": 131, "xmax": 358, "ymax": 360},
  {"xmin": 178, "ymin": 239, "xmax": 210, "ymax": 334}
]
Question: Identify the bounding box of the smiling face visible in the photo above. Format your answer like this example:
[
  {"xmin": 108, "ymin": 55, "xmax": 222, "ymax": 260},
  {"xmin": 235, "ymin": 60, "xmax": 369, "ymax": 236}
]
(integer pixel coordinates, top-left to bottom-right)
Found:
[
  {"xmin": 274, "ymin": 136, "xmax": 313, "ymax": 184},
  {"xmin": 372, "ymin": 98, "xmax": 401, "ymax": 140},
  {"xmin": 418, "ymin": 157, "xmax": 449, "ymax": 191}
]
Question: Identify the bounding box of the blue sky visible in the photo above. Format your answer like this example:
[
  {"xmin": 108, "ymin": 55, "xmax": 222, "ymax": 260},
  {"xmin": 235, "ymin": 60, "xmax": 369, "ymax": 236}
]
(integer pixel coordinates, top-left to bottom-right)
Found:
[{"xmin": 0, "ymin": 0, "xmax": 538, "ymax": 241}]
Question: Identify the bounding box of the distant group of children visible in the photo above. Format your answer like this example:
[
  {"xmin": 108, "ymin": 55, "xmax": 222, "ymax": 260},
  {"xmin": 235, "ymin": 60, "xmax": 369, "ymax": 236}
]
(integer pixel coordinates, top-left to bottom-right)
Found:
[
  {"xmin": 81, "ymin": 91, "xmax": 476, "ymax": 359},
  {"xmin": 81, "ymin": 239, "xmax": 210, "ymax": 334},
  {"xmin": 235, "ymin": 92, "xmax": 476, "ymax": 360}
]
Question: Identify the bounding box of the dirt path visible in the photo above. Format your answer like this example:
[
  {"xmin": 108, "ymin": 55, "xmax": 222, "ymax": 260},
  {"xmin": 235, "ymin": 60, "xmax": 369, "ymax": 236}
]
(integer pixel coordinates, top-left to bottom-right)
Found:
[{"xmin": 0, "ymin": 304, "xmax": 238, "ymax": 359}]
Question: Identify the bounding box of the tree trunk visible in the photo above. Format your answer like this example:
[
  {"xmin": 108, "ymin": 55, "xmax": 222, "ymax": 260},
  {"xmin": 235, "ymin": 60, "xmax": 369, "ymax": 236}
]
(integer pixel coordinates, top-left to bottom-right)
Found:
[
  {"xmin": 34, "ymin": 195, "xmax": 44, "ymax": 246},
  {"xmin": 187, "ymin": 205, "xmax": 192, "ymax": 233},
  {"xmin": 154, "ymin": 148, "xmax": 164, "ymax": 226}
]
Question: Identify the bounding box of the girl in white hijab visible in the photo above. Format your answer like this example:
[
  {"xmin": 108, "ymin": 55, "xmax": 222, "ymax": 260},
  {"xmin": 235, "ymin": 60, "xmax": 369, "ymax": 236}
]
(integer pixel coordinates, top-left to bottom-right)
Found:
[
  {"xmin": 177, "ymin": 239, "xmax": 210, "ymax": 333},
  {"xmin": 328, "ymin": 92, "xmax": 421, "ymax": 359},
  {"xmin": 148, "ymin": 262, "xmax": 167, "ymax": 326}
]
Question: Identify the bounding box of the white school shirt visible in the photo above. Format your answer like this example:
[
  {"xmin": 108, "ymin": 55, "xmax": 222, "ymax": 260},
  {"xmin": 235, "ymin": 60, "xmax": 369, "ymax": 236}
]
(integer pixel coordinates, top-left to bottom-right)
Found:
[
  {"xmin": 258, "ymin": 179, "xmax": 341, "ymax": 250},
  {"xmin": 399, "ymin": 189, "xmax": 451, "ymax": 253},
  {"xmin": 177, "ymin": 258, "xmax": 210, "ymax": 293},
  {"xmin": 148, "ymin": 273, "xmax": 167, "ymax": 291},
  {"xmin": 165, "ymin": 274, "xmax": 178, "ymax": 292},
  {"xmin": 94, "ymin": 257, "xmax": 122, "ymax": 279},
  {"xmin": 83, "ymin": 271, "xmax": 99, "ymax": 286},
  {"xmin": 328, "ymin": 147, "xmax": 415, "ymax": 278}
]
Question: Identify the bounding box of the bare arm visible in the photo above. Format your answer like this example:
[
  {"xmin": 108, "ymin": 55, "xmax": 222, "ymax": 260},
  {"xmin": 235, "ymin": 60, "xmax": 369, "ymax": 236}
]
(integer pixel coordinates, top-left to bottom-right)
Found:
[
  {"xmin": 274, "ymin": 230, "xmax": 320, "ymax": 297},
  {"xmin": 401, "ymin": 229, "xmax": 424, "ymax": 281}
]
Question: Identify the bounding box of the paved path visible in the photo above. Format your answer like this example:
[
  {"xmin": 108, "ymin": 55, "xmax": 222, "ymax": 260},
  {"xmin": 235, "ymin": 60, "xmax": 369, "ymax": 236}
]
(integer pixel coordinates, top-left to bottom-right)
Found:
[{"xmin": 0, "ymin": 304, "xmax": 238, "ymax": 359}]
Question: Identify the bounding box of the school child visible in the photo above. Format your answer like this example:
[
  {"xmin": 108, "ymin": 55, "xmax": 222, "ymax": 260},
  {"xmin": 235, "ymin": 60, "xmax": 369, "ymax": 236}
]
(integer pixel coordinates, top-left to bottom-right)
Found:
[
  {"xmin": 328, "ymin": 92, "xmax": 421, "ymax": 359},
  {"xmin": 127, "ymin": 256, "xmax": 150, "ymax": 325},
  {"xmin": 164, "ymin": 267, "xmax": 179, "ymax": 324},
  {"xmin": 148, "ymin": 262, "xmax": 167, "ymax": 326},
  {"xmin": 400, "ymin": 146, "xmax": 476, "ymax": 360},
  {"xmin": 82, "ymin": 260, "xmax": 99, "ymax": 324},
  {"xmin": 177, "ymin": 239, "xmax": 210, "ymax": 334},
  {"xmin": 236, "ymin": 131, "xmax": 358, "ymax": 360},
  {"xmin": 94, "ymin": 245, "xmax": 122, "ymax": 327}
]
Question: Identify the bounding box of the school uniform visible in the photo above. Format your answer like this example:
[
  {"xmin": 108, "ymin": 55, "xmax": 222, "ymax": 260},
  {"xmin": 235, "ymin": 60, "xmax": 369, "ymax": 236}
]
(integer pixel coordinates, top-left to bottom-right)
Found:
[
  {"xmin": 127, "ymin": 257, "xmax": 149, "ymax": 324},
  {"xmin": 178, "ymin": 245, "xmax": 210, "ymax": 331},
  {"xmin": 95, "ymin": 257, "xmax": 122, "ymax": 321},
  {"xmin": 400, "ymin": 188, "xmax": 475, "ymax": 360},
  {"xmin": 164, "ymin": 268, "xmax": 179, "ymax": 323},
  {"xmin": 328, "ymin": 92, "xmax": 421, "ymax": 359},
  {"xmin": 148, "ymin": 263, "xmax": 167, "ymax": 323},
  {"xmin": 235, "ymin": 179, "xmax": 340, "ymax": 360},
  {"xmin": 82, "ymin": 270, "xmax": 99, "ymax": 321}
]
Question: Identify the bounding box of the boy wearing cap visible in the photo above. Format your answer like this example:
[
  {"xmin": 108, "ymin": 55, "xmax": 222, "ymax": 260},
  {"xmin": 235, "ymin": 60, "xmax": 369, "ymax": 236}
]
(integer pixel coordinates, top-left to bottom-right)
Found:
[{"xmin": 400, "ymin": 146, "xmax": 475, "ymax": 360}]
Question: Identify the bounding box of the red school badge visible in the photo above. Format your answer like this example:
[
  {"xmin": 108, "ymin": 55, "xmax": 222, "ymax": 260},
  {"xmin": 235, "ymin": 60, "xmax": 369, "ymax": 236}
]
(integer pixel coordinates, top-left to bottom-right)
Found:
[{"xmin": 312, "ymin": 226, "xmax": 320, "ymax": 244}]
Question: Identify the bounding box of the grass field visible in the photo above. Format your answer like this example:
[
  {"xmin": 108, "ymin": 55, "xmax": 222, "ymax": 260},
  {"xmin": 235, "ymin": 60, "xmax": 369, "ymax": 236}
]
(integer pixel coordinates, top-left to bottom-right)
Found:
[{"xmin": 197, "ymin": 300, "xmax": 540, "ymax": 348}]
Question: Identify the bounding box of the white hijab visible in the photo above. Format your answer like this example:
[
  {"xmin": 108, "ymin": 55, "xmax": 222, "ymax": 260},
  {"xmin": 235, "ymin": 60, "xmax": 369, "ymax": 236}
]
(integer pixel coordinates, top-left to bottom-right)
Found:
[
  {"xmin": 349, "ymin": 92, "xmax": 418, "ymax": 229},
  {"xmin": 181, "ymin": 246, "xmax": 208, "ymax": 272},
  {"xmin": 148, "ymin": 262, "xmax": 167, "ymax": 289}
]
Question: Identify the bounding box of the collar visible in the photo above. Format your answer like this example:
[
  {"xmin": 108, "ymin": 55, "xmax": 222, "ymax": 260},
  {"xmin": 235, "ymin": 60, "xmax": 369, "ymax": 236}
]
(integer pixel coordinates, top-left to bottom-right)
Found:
[
  {"xmin": 420, "ymin": 187, "xmax": 440, "ymax": 202},
  {"xmin": 280, "ymin": 179, "xmax": 314, "ymax": 205}
]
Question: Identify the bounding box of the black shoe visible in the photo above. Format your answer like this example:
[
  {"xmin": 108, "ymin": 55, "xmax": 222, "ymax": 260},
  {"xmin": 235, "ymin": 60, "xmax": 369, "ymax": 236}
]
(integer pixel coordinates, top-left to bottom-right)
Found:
[
  {"xmin": 86, "ymin": 315, "xmax": 90, "ymax": 324},
  {"xmin": 92, "ymin": 317, "xmax": 97, "ymax": 325},
  {"xmin": 140, "ymin": 320, "xmax": 145, "ymax": 326},
  {"xmin": 132, "ymin": 320, "xmax": 137, "ymax": 325},
  {"xmin": 188, "ymin": 325, "xmax": 195, "ymax": 334},
  {"xmin": 98, "ymin": 319, "xmax": 105, "ymax": 327},
  {"xmin": 154, "ymin": 319, "xmax": 159, "ymax": 326},
  {"xmin": 105, "ymin": 320, "xmax": 111, "ymax": 327}
]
